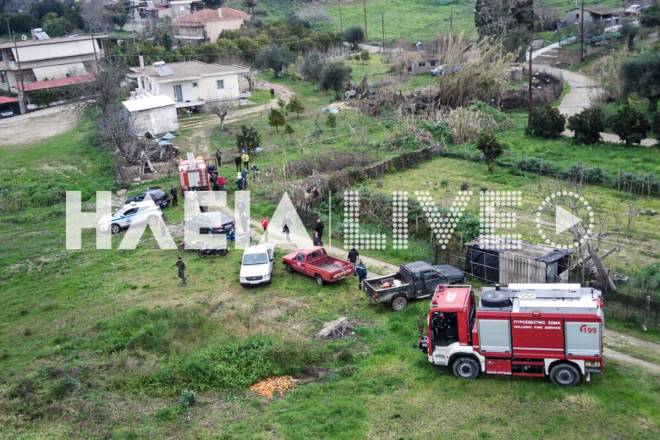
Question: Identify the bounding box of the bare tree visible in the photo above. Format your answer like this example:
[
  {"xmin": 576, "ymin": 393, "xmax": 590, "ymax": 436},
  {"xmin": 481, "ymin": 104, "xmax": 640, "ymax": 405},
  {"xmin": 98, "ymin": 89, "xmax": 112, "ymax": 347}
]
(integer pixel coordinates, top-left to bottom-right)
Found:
[
  {"xmin": 81, "ymin": 0, "xmax": 115, "ymax": 33},
  {"xmin": 206, "ymin": 101, "xmax": 233, "ymax": 131}
]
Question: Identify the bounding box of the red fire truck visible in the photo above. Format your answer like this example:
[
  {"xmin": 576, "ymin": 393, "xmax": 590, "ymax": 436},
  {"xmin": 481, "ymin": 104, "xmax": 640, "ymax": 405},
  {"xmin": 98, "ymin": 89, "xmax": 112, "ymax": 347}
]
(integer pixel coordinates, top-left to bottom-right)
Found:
[
  {"xmin": 419, "ymin": 284, "xmax": 604, "ymax": 386},
  {"xmin": 178, "ymin": 153, "xmax": 211, "ymax": 191}
]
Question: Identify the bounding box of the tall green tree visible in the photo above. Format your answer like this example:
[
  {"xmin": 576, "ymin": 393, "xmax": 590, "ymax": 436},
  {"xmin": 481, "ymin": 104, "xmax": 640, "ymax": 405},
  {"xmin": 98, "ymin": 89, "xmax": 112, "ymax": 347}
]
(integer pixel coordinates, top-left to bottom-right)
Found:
[
  {"xmin": 256, "ymin": 44, "xmax": 294, "ymax": 78},
  {"xmin": 620, "ymin": 55, "xmax": 660, "ymax": 112},
  {"xmin": 319, "ymin": 62, "xmax": 352, "ymax": 99},
  {"xmin": 343, "ymin": 26, "xmax": 364, "ymax": 50},
  {"xmin": 476, "ymin": 131, "xmax": 505, "ymax": 172},
  {"xmin": 268, "ymin": 108, "xmax": 286, "ymax": 132},
  {"xmin": 286, "ymin": 96, "xmax": 305, "ymax": 118}
]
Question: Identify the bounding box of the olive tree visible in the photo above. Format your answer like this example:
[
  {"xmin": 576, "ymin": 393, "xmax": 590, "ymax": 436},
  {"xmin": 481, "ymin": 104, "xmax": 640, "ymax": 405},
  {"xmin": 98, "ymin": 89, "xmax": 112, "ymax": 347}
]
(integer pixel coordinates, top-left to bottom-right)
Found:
[
  {"xmin": 620, "ymin": 55, "xmax": 660, "ymax": 112},
  {"xmin": 256, "ymin": 44, "xmax": 294, "ymax": 78}
]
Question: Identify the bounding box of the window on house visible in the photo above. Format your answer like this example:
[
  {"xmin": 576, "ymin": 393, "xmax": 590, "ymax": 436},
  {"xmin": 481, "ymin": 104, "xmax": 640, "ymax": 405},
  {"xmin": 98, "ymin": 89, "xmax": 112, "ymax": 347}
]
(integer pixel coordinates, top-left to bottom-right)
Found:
[
  {"xmin": 192, "ymin": 81, "xmax": 198, "ymax": 88},
  {"xmin": 216, "ymin": 79, "xmax": 224, "ymax": 89},
  {"xmin": 0, "ymin": 71, "xmax": 6, "ymax": 84},
  {"xmin": 418, "ymin": 62, "xmax": 426, "ymax": 67},
  {"xmin": 576, "ymin": 13, "xmax": 579, "ymax": 19},
  {"xmin": 430, "ymin": 61, "xmax": 437, "ymax": 66}
]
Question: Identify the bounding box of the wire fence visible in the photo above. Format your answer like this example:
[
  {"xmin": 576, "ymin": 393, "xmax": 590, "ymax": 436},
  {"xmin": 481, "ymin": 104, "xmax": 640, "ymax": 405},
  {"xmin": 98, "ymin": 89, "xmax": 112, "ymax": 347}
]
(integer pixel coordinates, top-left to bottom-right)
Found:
[{"xmin": 445, "ymin": 252, "xmax": 658, "ymax": 330}]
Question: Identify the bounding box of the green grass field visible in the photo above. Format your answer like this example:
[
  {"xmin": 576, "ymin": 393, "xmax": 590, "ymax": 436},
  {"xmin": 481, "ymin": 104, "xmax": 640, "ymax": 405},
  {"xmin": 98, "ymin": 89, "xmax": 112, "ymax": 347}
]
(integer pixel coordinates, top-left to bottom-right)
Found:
[{"xmin": 313, "ymin": 0, "xmax": 477, "ymax": 43}]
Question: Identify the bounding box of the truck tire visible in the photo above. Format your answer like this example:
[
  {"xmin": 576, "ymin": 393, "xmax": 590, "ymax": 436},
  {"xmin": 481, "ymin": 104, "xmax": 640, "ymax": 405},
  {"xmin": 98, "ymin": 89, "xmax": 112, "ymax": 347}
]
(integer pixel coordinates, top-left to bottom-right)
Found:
[
  {"xmin": 452, "ymin": 357, "xmax": 480, "ymax": 380},
  {"xmin": 549, "ymin": 363, "xmax": 581, "ymax": 387},
  {"xmin": 286, "ymin": 264, "xmax": 293, "ymax": 273},
  {"xmin": 315, "ymin": 274, "xmax": 324, "ymax": 286},
  {"xmin": 111, "ymin": 223, "xmax": 121, "ymax": 234},
  {"xmin": 481, "ymin": 291, "xmax": 510, "ymax": 308},
  {"xmin": 219, "ymin": 249, "xmax": 228, "ymax": 256},
  {"xmin": 391, "ymin": 295, "xmax": 408, "ymax": 311}
]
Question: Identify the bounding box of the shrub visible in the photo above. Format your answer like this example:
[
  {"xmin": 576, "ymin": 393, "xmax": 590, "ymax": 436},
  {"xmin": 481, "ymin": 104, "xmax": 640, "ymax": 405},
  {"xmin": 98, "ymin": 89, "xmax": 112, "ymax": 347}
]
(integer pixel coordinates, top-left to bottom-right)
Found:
[
  {"xmin": 93, "ymin": 308, "xmax": 206, "ymax": 354},
  {"xmin": 651, "ymin": 112, "xmax": 660, "ymax": 138},
  {"xmin": 300, "ymin": 52, "xmax": 326, "ymax": 82},
  {"xmin": 526, "ymin": 105, "xmax": 565, "ymax": 138},
  {"xmin": 142, "ymin": 336, "xmax": 325, "ymax": 393},
  {"xmin": 516, "ymin": 157, "xmax": 559, "ymax": 175},
  {"xmin": 586, "ymin": 167, "xmax": 605, "ymax": 184},
  {"xmin": 179, "ymin": 389, "xmax": 196, "ymax": 407},
  {"xmin": 444, "ymin": 105, "xmax": 512, "ymax": 144},
  {"xmin": 318, "ymin": 62, "xmax": 352, "ymax": 99},
  {"xmin": 476, "ymin": 132, "xmax": 505, "ymax": 172},
  {"xmin": 236, "ymin": 125, "xmax": 262, "ymax": 151},
  {"xmin": 609, "ymin": 104, "xmax": 650, "ymax": 145},
  {"xmin": 567, "ymin": 107, "xmax": 605, "ymax": 145},
  {"xmin": 635, "ymin": 263, "xmax": 660, "ymax": 299}
]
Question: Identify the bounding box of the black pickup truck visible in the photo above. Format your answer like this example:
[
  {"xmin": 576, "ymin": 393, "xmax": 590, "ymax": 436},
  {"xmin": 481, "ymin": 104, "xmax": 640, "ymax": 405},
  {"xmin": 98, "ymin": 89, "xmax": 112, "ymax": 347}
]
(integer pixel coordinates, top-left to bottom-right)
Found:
[{"xmin": 363, "ymin": 261, "xmax": 464, "ymax": 311}]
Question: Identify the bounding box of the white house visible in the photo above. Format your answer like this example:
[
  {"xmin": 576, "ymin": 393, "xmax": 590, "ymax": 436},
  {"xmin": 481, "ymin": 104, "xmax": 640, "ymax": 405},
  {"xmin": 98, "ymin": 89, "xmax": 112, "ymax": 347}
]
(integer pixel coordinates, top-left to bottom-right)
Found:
[
  {"xmin": 122, "ymin": 94, "xmax": 179, "ymax": 136},
  {"xmin": 128, "ymin": 60, "xmax": 250, "ymax": 109},
  {"xmin": 0, "ymin": 31, "xmax": 105, "ymax": 113}
]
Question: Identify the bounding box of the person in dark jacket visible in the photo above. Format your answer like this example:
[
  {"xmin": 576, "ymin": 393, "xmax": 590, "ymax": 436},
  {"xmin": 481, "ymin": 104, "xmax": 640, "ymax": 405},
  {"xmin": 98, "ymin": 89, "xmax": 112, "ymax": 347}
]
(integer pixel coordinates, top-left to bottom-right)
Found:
[
  {"xmin": 176, "ymin": 256, "xmax": 186, "ymax": 286},
  {"xmin": 170, "ymin": 185, "xmax": 178, "ymax": 207},
  {"xmin": 314, "ymin": 218, "xmax": 325, "ymax": 239},
  {"xmin": 347, "ymin": 248, "xmax": 359, "ymax": 268},
  {"xmin": 234, "ymin": 154, "xmax": 242, "ymax": 172},
  {"xmin": 355, "ymin": 260, "xmax": 367, "ymax": 290},
  {"xmin": 313, "ymin": 231, "xmax": 323, "ymax": 247},
  {"xmin": 215, "ymin": 148, "xmax": 222, "ymax": 166}
]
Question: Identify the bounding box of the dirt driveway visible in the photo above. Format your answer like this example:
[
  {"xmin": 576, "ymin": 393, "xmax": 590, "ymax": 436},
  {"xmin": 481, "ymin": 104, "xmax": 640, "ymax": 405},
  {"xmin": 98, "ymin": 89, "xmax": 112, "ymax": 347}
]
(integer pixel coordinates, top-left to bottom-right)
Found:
[{"xmin": 0, "ymin": 104, "xmax": 79, "ymax": 147}]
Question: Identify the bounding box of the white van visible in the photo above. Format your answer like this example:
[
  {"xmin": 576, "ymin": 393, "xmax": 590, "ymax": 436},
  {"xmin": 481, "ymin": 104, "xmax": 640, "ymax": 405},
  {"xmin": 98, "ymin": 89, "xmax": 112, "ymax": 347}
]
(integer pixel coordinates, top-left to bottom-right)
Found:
[{"xmin": 240, "ymin": 243, "xmax": 275, "ymax": 285}]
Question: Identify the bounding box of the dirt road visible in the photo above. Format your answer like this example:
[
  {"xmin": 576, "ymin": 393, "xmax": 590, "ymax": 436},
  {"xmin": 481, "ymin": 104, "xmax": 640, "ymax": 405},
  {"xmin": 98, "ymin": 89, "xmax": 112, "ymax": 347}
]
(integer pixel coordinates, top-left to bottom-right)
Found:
[
  {"xmin": 175, "ymin": 81, "xmax": 295, "ymax": 155},
  {"xmin": 0, "ymin": 104, "xmax": 79, "ymax": 147}
]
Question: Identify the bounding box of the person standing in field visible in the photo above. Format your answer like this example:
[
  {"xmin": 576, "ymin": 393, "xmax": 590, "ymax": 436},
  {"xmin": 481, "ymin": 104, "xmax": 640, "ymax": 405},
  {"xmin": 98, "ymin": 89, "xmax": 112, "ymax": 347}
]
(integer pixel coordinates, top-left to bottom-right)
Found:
[
  {"xmin": 215, "ymin": 148, "xmax": 222, "ymax": 167},
  {"xmin": 261, "ymin": 216, "xmax": 270, "ymax": 241},
  {"xmin": 176, "ymin": 256, "xmax": 186, "ymax": 286},
  {"xmin": 355, "ymin": 259, "xmax": 367, "ymax": 291},
  {"xmin": 234, "ymin": 154, "xmax": 242, "ymax": 172},
  {"xmin": 241, "ymin": 151, "xmax": 250, "ymax": 169},
  {"xmin": 170, "ymin": 185, "xmax": 178, "ymax": 207},
  {"xmin": 314, "ymin": 218, "xmax": 325, "ymax": 240},
  {"xmin": 217, "ymin": 174, "xmax": 227, "ymax": 191},
  {"xmin": 347, "ymin": 247, "xmax": 359, "ymax": 269}
]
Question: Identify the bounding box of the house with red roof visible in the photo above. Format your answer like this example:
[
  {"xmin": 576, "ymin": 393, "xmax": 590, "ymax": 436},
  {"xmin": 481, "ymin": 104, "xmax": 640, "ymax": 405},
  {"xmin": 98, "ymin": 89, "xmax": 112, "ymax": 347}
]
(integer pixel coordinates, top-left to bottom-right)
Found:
[{"xmin": 172, "ymin": 7, "xmax": 251, "ymax": 44}]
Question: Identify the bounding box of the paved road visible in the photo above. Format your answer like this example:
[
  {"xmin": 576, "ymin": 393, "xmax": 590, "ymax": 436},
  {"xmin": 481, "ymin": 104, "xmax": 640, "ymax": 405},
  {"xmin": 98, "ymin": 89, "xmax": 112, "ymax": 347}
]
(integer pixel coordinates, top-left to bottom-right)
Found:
[{"xmin": 534, "ymin": 58, "xmax": 656, "ymax": 146}]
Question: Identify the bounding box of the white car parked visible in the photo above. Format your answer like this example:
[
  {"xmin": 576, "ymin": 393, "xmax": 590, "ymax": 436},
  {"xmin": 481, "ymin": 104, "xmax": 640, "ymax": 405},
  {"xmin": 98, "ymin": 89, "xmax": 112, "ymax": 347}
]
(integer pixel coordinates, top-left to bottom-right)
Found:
[
  {"xmin": 240, "ymin": 244, "xmax": 275, "ymax": 286},
  {"xmin": 99, "ymin": 201, "xmax": 163, "ymax": 234}
]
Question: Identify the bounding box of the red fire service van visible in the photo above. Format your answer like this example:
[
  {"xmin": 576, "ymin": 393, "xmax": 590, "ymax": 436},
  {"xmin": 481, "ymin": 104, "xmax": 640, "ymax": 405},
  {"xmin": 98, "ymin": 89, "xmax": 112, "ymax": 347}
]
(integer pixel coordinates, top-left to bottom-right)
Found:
[{"xmin": 419, "ymin": 284, "xmax": 604, "ymax": 386}]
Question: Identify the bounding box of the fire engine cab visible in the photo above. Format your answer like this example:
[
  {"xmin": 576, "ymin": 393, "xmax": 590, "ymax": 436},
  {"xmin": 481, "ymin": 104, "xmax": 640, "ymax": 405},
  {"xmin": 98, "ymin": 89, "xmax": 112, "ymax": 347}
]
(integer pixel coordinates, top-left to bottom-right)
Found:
[{"xmin": 419, "ymin": 284, "xmax": 604, "ymax": 386}]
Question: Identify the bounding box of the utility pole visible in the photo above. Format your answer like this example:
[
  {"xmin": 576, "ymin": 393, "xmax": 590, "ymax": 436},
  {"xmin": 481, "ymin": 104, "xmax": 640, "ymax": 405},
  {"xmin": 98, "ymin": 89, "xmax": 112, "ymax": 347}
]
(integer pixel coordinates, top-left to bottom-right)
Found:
[
  {"xmin": 528, "ymin": 43, "xmax": 533, "ymax": 126},
  {"xmin": 450, "ymin": 8, "xmax": 453, "ymax": 35},
  {"xmin": 337, "ymin": 0, "xmax": 343, "ymax": 33},
  {"xmin": 580, "ymin": 0, "xmax": 585, "ymax": 62},
  {"xmin": 363, "ymin": 0, "xmax": 368, "ymax": 40},
  {"xmin": 6, "ymin": 18, "xmax": 26, "ymax": 114},
  {"xmin": 381, "ymin": 13, "xmax": 385, "ymax": 53}
]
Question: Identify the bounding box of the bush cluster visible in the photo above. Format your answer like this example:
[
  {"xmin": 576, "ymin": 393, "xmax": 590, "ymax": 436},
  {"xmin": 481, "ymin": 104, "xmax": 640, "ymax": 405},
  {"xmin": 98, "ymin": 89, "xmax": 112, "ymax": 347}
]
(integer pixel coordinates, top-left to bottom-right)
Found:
[
  {"xmin": 526, "ymin": 105, "xmax": 566, "ymax": 138},
  {"xmin": 567, "ymin": 107, "xmax": 606, "ymax": 144}
]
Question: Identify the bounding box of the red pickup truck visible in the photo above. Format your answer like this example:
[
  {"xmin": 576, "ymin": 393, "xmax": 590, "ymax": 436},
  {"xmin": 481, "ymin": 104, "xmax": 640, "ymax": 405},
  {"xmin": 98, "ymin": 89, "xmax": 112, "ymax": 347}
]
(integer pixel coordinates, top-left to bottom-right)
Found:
[{"xmin": 282, "ymin": 247, "xmax": 354, "ymax": 286}]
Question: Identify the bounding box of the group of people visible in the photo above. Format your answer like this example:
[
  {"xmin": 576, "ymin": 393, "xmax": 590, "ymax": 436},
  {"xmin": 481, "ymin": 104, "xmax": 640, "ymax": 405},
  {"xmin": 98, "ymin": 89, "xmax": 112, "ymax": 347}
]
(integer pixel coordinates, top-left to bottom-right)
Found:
[
  {"xmin": 347, "ymin": 247, "xmax": 367, "ymax": 290},
  {"xmin": 230, "ymin": 150, "xmax": 259, "ymax": 190}
]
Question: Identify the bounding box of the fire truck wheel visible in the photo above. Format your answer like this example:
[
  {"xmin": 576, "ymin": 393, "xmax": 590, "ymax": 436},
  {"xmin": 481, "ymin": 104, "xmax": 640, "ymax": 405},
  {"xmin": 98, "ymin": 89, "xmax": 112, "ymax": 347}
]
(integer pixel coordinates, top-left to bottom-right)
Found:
[
  {"xmin": 550, "ymin": 363, "xmax": 581, "ymax": 387},
  {"xmin": 315, "ymin": 275, "xmax": 324, "ymax": 286},
  {"xmin": 391, "ymin": 295, "xmax": 408, "ymax": 311},
  {"xmin": 452, "ymin": 357, "xmax": 480, "ymax": 380}
]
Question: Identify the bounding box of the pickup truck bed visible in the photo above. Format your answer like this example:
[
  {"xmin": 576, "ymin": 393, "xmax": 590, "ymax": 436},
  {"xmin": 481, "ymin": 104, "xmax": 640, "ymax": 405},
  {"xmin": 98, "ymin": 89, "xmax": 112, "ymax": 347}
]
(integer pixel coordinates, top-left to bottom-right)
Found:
[
  {"xmin": 364, "ymin": 262, "xmax": 465, "ymax": 311},
  {"xmin": 282, "ymin": 247, "xmax": 354, "ymax": 286}
]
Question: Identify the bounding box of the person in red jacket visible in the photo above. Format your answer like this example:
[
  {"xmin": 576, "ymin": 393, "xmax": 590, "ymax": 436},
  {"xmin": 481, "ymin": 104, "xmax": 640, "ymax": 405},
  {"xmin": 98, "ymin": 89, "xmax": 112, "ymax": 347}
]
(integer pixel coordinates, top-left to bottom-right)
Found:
[
  {"xmin": 260, "ymin": 216, "xmax": 270, "ymax": 241},
  {"xmin": 217, "ymin": 174, "xmax": 227, "ymax": 191}
]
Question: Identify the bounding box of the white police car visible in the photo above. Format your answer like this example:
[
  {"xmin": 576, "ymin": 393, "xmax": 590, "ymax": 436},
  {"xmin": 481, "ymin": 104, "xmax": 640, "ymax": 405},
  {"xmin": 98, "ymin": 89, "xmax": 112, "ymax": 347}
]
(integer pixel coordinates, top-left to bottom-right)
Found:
[{"xmin": 99, "ymin": 201, "xmax": 164, "ymax": 234}]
